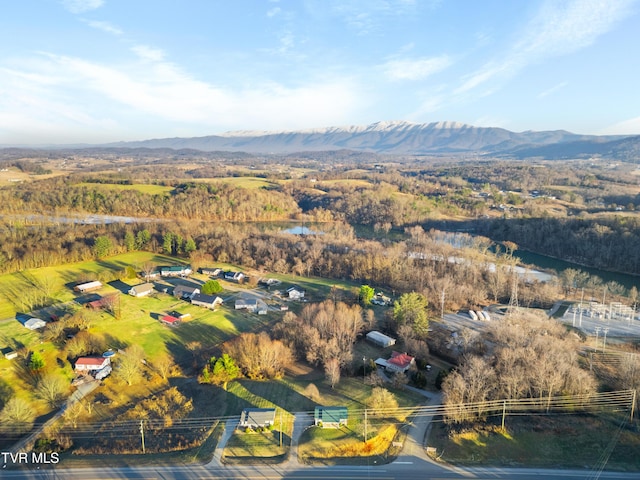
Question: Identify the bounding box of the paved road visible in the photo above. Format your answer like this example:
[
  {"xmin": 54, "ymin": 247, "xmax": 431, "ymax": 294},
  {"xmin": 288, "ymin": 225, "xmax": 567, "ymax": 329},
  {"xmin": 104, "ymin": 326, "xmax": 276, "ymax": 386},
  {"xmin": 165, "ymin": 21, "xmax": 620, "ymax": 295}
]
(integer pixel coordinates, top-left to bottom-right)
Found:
[{"xmin": 5, "ymin": 395, "xmax": 639, "ymax": 480}]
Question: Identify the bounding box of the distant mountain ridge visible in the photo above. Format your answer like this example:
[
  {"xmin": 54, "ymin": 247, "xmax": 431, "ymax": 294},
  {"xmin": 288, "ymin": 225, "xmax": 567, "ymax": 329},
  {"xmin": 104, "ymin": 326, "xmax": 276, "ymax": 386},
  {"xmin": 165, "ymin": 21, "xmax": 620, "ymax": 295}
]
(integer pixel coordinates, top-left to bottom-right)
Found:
[{"xmin": 102, "ymin": 120, "xmax": 633, "ymax": 157}]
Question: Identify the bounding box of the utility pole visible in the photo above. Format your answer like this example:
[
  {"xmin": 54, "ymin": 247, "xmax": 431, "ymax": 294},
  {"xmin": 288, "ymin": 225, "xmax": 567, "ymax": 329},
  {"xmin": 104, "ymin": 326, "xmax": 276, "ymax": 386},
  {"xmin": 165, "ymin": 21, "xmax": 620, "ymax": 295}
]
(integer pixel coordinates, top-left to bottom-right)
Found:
[
  {"xmin": 363, "ymin": 356, "xmax": 366, "ymax": 384},
  {"xmin": 603, "ymin": 328, "xmax": 609, "ymax": 353},
  {"xmin": 501, "ymin": 400, "xmax": 507, "ymax": 431},
  {"xmin": 364, "ymin": 408, "xmax": 367, "ymax": 443},
  {"xmin": 140, "ymin": 419, "xmax": 145, "ymax": 454},
  {"xmin": 579, "ymin": 288, "xmax": 584, "ymax": 327},
  {"xmin": 441, "ymin": 288, "xmax": 445, "ymax": 320},
  {"xmin": 631, "ymin": 390, "xmax": 636, "ymax": 421},
  {"xmin": 595, "ymin": 327, "xmax": 601, "ymax": 352},
  {"xmin": 279, "ymin": 410, "xmax": 283, "ymax": 448}
]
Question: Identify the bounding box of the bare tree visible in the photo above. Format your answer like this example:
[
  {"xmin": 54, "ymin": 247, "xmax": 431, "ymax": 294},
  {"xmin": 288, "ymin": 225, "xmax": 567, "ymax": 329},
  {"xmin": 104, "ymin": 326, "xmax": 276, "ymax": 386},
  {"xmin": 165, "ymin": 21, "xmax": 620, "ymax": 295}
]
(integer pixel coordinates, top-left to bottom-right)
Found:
[
  {"xmin": 153, "ymin": 353, "xmax": 176, "ymax": 381},
  {"xmin": 324, "ymin": 358, "xmax": 341, "ymax": 389},
  {"xmin": 0, "ymin": 397, "xmax": 34, "ymax": 434},
  {"xmin": 368, "ymin": 387, "xmax": 399, "ymax": 418},
  {"xmin": 116, "ymin": 345, "xmax": 145, "ymax": 386},
  {"xmin": 37, "ymin": 374, "xmax": 69, "ymax": 408}
]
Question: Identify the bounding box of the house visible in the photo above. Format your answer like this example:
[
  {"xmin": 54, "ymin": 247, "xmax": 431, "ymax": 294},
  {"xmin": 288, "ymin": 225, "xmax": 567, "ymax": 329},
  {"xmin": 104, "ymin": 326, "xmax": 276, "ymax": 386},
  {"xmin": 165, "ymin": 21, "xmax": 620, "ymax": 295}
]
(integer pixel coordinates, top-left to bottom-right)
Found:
[
  {"xmin": 85, "ymin": 294, "xmax": 118, "ymax": 310},
  {"xmin": 286, "ymin": 286, "xmax": 305, "ymax": 300},
  {"xmin": 366, "ymin": 331, "xmax": 396, "ymax": 348},
  {"xmin": 201, "ymin": 267, "xmax": 223, "ymax": 276},
  {"xmin": 160, "ymin": 265, "xmax": 192, "ymax": 277},
  {"xmin": 168, "ymin": 311, "xmax": 191, "ymax": 321},
  {"xmin": 224, "ymin": 271, "xmax": 245, "ymax": 283},
  {"xmin": 2, "ymin": 347, "xmax": 17, "ymax": 360},
  {"xmin": 239, "ymin": 408, "xmax": 276, "ymax": 428},
  {"xmin": 256, "ymin": 300, "xmax": 268, "ymax": 315},
  {"xmin": 141, "ymin": 269, "xmax": 160, "ymax": 280},
  {"xmin": 24, "ymin": 318, "xmax": 46, "ymax": 330},
  {"xmin": 371, "ymin": 292, "xmax": 392, "ymax": 306},
  {"xmin": 75, "ymin": 356, "xmax": 110, "ymax": 372},
  {"xmin": 235, "ymin": 297, "xmax": 257, "ymax": 311},
  {"xmin": 191, "ymin": 293, "xmax": 223, "ymax": 309},
  {"xmin": 94, "ymin": 365, "xmax": 112, "ymax": 380},
  {"xmin": 128, "ymin": 282, "xmax": 154, "ymax": 297},
  {"xmin": 174, "ymin": 285, "xmax": 200, "ymax": 300},
  {"xmin": 314, "ymin": 406, "xmax": 348, "ymax": 428},
  {"xmin": 74, "ymin": 281, "xmax": 102, "ymax": 293},
  {"xmin": 161, "ymin": 315, "xmax": 180, "ymax": 326},
  {"xmin": 375, "ymin": 351, "xmax": 415, "ymax": 374}
]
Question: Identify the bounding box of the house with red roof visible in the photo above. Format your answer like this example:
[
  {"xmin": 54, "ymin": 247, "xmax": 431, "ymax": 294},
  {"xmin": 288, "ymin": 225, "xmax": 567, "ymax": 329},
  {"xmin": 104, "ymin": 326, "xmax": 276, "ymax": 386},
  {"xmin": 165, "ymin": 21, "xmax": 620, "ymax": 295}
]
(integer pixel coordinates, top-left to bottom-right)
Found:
[
  {"xmin": 374, "ymin": 351, "xmax": 415, "ymax": 374},
  {"xmin": 75, "ymin": 356, "xmax": 110, "ymax": 372}
]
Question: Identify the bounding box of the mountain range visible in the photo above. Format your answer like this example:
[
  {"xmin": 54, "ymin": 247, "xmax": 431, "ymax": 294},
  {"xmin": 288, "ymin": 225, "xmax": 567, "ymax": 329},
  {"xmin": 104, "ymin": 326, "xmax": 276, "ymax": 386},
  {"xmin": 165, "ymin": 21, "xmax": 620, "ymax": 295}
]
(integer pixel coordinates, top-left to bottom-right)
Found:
[{"xmin": 102, "ymin": 121, "xmax": 639, "ymax": 159}]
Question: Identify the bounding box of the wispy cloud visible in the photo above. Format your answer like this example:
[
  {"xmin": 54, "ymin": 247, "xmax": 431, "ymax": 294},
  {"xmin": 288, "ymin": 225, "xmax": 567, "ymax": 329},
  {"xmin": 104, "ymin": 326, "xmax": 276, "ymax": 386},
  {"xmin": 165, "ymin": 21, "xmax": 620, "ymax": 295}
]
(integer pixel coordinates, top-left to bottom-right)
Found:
[
  {"xmin": 330, "ymin": 0, "xmax": 421, "ymax": 35},
  {"xmin": 131, "ymin": 45, "xmax": 165, "ymax": 62},
  {"xmin": 455, "ymin": 0, "xmax": 635, "ymax": 95},
  {"xmin": 267, "ymin": 7, "xmax": 281, "ymax": 18},
  {"xmin": 382, "ymin": 55, "xmax": 452, "ymax": 81},
  {"xmin": 83, "ymin": 20, "xmax": 122, "ymax": 36},
  {"xmin": 537, "ymin": 81, "xmax": 568, "ymax": 99},
  {"xmin": 0, "ymin": 51, "xmax": 363, "ymax": 142},
  {"xmin": 601, "ymin": 116, "xmax": 640, "ymax": 135},
  {"xmin": 61, "ymin": 0, "xmax": 104, "ymax": 14}
]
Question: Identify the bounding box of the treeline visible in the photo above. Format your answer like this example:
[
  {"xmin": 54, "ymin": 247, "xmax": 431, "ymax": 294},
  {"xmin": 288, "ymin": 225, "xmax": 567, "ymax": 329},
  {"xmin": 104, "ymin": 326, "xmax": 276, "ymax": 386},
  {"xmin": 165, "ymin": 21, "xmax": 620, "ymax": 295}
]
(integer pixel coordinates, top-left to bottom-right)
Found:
[
  {"xmin": 482, "ymin": 216, "xmax": 640, "ymax": 275},
  {"xmin": 0, "ymin": 178, "xmax": 300, "ymax": 221},
  {"xmin": 442, "ymin": 311, "xmax": 597, "ymax": 424}
]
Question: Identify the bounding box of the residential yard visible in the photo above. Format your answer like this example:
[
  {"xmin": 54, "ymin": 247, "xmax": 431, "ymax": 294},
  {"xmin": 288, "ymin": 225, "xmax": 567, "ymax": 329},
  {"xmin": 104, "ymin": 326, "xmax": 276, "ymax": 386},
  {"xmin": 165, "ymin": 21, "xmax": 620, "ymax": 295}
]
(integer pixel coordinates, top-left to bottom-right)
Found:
[
  {"xmin": 298, "ymin": 423, "xmax": 402, "ymax": 465},
  {"xmin": 223, "ymin": 428, "xmax": 288, "ymax": 464},
  {"xmin": 427, "ymin": 413, "xmax": 640, "ymax": 471}
]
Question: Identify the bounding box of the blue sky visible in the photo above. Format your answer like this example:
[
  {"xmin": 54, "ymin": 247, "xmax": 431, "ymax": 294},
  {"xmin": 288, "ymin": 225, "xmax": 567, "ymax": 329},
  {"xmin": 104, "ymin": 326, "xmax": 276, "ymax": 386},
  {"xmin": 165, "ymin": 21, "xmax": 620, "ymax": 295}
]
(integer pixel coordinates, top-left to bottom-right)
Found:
[{"xmin": 1, "ymin": 0, "xmax": 639, "ymax": 144}]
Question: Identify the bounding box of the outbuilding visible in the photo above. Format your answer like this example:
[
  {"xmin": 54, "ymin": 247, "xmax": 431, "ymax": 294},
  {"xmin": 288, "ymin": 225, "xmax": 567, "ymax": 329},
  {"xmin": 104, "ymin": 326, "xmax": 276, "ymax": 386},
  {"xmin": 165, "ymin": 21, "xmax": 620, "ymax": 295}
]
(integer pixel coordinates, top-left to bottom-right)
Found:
[
  {"xmin": 366, "ymin": 331, "xmax": 396, "ymax": 348},
  {"xmin": 74, "ymin": 281, "xmax": 102, "ymax": 293},
  {"xmin": 24, "ymin": 318, "xmax": 46, "ymax": 330}
]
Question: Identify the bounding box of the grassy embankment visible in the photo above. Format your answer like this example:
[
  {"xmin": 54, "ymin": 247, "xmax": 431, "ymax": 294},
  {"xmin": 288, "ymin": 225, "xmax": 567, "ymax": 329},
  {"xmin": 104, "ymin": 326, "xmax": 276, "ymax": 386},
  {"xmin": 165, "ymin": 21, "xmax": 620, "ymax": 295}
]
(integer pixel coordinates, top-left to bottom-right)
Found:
[{"xmin": 428, "ymin": 413, "xmax": 640, "ymax": 471}]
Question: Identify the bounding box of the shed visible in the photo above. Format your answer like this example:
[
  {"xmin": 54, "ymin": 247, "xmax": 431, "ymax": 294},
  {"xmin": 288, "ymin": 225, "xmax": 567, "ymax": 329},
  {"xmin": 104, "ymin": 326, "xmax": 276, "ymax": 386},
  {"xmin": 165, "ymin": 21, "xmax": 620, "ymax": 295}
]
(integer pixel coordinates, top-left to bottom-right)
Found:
[
  {"xmin": 366, "ymin": 331, "xmax": 396, "ymax": 348},
  {"xmin": 161, "ymin": 315, "xmax": 180, "ymax": 326},
  {"xmin": 24, "ymin": 318, "xmax": 46, "ymax": 330},
  {"xmin": 239, "ymin": 408, "xmax": 276, "ymax": 428},
  {"xmin": 314, "ymin": 406, "xmax": 348, "ymax": 428},
  {"xmin": 2, "ymin": 347, "xmax": 17, "ymax": 360},
  {"xmin": 74, "ymin": 281, "xmax": 102, "ymax": 293},
  {"xmin": 128, "ymin": 282, "xmax": 154, "ymax": 297}
]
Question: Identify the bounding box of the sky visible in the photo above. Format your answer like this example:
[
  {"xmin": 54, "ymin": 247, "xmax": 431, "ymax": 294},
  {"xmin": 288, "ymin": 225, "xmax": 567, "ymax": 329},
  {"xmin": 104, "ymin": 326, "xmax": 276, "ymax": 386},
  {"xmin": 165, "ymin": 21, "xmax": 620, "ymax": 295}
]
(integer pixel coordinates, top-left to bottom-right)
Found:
[{"xmin": 1, "ymin": 0, "xmax": 639, "ymax": 145}]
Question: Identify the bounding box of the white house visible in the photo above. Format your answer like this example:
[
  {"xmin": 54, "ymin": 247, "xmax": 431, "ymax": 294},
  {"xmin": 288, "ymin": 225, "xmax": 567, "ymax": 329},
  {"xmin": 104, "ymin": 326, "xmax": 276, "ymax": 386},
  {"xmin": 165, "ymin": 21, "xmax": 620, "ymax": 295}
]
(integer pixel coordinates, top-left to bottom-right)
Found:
[
  {"xmin": 375, "ymin": 351, "xmax": 415, "ymax": 374},
  {"xmin": 75, "ymin": 356, "xmax": 111, "ymax": 372},
  {"xmin": 24, "ymin": 318, "xmax": 46, "ymax": 330},
  {"xmin": 286, "ymin": 286, "xmax": 305, "ymax": 300},
  {"xmin": 128, "ymin": 282, "xmax": 154, "ymax": 297}
]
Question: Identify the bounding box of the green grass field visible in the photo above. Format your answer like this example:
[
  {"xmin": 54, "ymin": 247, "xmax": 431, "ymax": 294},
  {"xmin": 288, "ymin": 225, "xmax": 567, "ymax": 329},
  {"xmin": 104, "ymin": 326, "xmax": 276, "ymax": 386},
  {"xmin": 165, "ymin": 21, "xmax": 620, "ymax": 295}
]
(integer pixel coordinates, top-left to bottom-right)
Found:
[{"xmin": 76, "ymin": 182, "xmax": 174, "ymax": 195}]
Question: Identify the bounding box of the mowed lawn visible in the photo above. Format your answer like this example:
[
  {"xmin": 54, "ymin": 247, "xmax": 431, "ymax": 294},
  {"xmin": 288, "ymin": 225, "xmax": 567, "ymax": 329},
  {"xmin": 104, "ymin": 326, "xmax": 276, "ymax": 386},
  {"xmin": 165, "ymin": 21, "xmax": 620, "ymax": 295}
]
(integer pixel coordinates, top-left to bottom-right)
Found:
[{"xmin": 0, "ymin": 252, "xmax": 181, "ymax": 319}]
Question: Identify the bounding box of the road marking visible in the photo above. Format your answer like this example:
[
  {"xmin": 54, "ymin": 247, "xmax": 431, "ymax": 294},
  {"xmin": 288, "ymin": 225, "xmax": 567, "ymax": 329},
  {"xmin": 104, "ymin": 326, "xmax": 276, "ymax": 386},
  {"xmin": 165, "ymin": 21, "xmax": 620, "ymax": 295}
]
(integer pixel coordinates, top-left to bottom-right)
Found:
[{"xmin": 394, "ymin": 461, "xmax": 414, "ymax": 464}]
